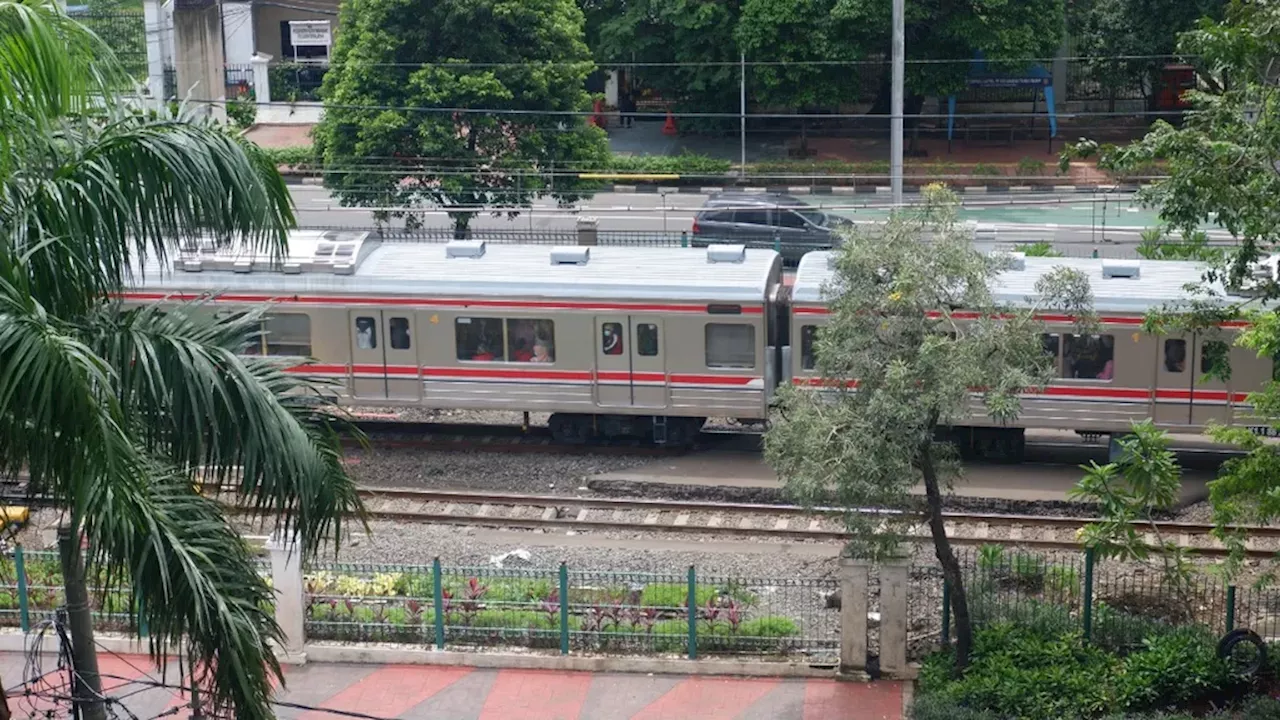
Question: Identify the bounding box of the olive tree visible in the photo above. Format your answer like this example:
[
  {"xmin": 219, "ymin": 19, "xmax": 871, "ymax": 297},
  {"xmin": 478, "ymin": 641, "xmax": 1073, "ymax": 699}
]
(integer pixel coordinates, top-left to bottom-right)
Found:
[{"xmin": 764, "ymin": 185, "xmax": 1093, "ymax": 670}]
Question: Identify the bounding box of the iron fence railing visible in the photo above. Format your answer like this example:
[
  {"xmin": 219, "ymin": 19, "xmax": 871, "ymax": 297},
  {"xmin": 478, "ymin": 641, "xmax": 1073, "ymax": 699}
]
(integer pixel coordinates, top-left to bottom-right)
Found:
[
  {"xmin": 269, "ymin": 62, "xmax": 328, "ymax": 103},
  {"xmin": 75, "ymin": 10, "xmax": 147, "ymax": 80},
  {"xmin": 934, "ymin": 546, "xmax": 1279, "ymax": 656},
  {"xmin": 303, "ymin": 559, "xmax": 838, "ymax": 662}
]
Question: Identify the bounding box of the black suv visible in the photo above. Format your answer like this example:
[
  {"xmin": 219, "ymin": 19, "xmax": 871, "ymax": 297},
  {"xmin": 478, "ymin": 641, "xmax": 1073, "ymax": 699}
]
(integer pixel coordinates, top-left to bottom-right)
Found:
[{"xmin": 690, "ymin": 192, "xmax": 851, "ymax": 264}]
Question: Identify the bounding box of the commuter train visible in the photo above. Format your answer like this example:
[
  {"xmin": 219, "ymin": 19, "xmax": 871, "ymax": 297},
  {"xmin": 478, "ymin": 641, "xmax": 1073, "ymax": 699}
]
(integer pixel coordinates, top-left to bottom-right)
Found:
[{"xmin": 122, "ymin": 230, "xmax": 1275, "ymax": 457}]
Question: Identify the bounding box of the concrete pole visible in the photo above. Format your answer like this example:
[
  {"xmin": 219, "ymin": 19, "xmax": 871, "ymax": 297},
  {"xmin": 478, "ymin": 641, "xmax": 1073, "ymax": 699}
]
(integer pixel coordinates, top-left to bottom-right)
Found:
[
  {"xmin": 142, "ymin": 0, "xmax": 166, "ymax": 105},
  {"xmin": 890, "ymin": 0, "xmax": 905, "ymax": 207},
  {"xmin": 267, "ymin": 532, "xmax": 307, "ymax": 662},
  {"xmin": 838, "ymin": 557, "xmax": 870, "ymax": 678},
  {"xmin": 172, "ymin": 0, "xmax": 227, "ymax": 122},
  {"xmin": 740, "ymin": 51, "xmax": 747, "ymax": 175},
  {"xmin": 879, "ymin": 556, "xmax": 910, "ymax": 677}
]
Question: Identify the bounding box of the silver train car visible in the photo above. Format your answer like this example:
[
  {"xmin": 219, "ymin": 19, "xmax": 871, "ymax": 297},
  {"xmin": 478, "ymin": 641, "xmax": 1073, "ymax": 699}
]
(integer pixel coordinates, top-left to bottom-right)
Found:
[{"xmin": 123, "ymin": 231, "xmax": 1275, "ymax": 456}]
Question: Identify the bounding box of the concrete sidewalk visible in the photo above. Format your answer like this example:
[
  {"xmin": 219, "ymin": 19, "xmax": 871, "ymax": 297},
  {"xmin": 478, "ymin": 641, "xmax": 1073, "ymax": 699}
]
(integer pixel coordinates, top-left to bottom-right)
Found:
[{"xmin": 0, "ymin": 653, "xmax": 908, "ymax": 719}]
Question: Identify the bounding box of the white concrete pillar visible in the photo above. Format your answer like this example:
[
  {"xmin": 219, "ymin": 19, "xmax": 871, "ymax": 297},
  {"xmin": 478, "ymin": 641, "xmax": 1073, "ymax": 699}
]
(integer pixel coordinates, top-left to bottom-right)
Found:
[
  {"xmin": 266, "ymin": 532, "xmax": 307, "ymax": 663},
  {"xmin": 250, "ymin": 52, "xmax": 273, "ymax": 110},
  {"xmin": 172, "ymin": 0, "xmax": 226, "ymax": 121},
  {"xmin": 576, "ymin": 216, "xmax": 598, "ymax": 246},
  {"xmin": 879, "ymin": 556, "xmax": 910, "ymax": 677},
  {"xmin": 839, "ymin": 557, "xmax": 870, "ymax": 677},
  {"xmin": 142, "ymin": 0, "xmax": 167, "ymax": 102}
]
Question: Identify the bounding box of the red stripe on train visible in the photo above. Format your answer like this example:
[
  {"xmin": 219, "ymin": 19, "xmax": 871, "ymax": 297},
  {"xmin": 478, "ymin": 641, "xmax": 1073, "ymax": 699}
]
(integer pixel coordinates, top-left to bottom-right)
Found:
[
  {"xmin": 293, "ymin": 365, "xmax": 759, "ymax": 387},
  {"xmin": 117, "ymin": 292, "xmax": 763, "ymax": 315}
]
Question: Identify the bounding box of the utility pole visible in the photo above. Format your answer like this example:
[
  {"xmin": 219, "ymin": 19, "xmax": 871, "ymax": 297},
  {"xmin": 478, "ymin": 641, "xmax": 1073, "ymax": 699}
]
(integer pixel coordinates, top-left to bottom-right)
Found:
[
  {"xmin": 60, "ymin": 527, "xmax": 107, "ymax": 720},
  {"xmin": 890, "ymin": 0, "xmax": 905, "ymax": 207},
  {"xmin": 740, "ymin": 52, "xmax": 747, "ymax": 175}
]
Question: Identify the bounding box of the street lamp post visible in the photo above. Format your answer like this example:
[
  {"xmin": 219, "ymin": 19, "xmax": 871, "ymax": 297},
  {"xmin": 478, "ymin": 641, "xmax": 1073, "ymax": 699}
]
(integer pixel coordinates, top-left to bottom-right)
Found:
[{"xmin": 890, "ymin": 0, "xmax": 905, "ymax": 207}]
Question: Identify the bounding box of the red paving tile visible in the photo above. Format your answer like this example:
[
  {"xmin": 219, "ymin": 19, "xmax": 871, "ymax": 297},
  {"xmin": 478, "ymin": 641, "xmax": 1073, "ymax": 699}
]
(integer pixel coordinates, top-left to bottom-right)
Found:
[
  {"xmin": 477, "ymin": 669, "xmax": 594, "ymax": 720},
  {"xmin": 8, "ymin": 653, "xmax": 158, "ymax": 718},
  {"xmin": 298, "ymin": 665, "xmax": 472, "ymax": 720},
  {"xmin": 630, "ymin": 676, "xmax": 781, "ymax": 720},
  {"xmin": 803, "ymin": 680, "xmax": 904, "ymax": 720}
]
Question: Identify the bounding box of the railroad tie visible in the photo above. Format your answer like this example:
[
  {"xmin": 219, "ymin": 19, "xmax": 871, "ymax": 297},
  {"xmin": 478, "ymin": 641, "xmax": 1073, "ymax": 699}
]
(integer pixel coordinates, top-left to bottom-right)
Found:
[
  {"xmin": 738, "ymin": 517, "xmax": 754, "ymax": 529},
  {"xmin": 576, "ymin": 508, "xmax": 590, "ymax": 522},
  {"xmin": 1008, "ymin": 526, "xmax": 1023, "ymax": 541},
  {"xmin": 643, "ymin": 512, "xmax": 660, "ymax": 525},
  {"xmin": 708, "ymin": 515, "xmax": 723, "ymax": 528},
  {"xmin": 808, "ymin": 519, "xmax": 822, "ymax": 532},
  {"xmin": 540, "ymin": 507, "xmax": 557, "ymax": 521},
  {"xmin": 973, "ymin": 522, "xmax": 989, "ymax": 539},
  {"xmin": 674, "ymin": 513, "xmax": 690, "ymax": 527},
  {"xmin": 477, "ymin": 503, "xmax": 493, "ymax": 517},
  {"xmin": 1178, "ymin": 532, "xmax": 1191, "ymax": 547},
  {"xmin": 774, "ymin": 518, "xmax": 789, "ymax": 530}
]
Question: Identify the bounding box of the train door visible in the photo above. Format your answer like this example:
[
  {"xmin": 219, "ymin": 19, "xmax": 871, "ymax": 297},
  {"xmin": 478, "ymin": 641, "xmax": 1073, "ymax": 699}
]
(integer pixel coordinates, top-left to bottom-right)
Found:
[
  {"xmin": 631, "ymin": 317, "xmax": 667, "ymax": 408},
  {"xmin": 1154, "ymin": 336, "xmax": 1192, "ymax": 426},
  {"xmin": 383, "ymin": 313, "xmax": 421, "ymax": 400},
  {"xmin": 1191, "ymin": 334, "xmax": 1232, "ymax": 428},
  {"xmin": 594, "ymin": 316, "xmax": 668, "ymax": 408},
  {"xmin": 349, "ymin": 311, "xmax": 385, "ymax": 399}
]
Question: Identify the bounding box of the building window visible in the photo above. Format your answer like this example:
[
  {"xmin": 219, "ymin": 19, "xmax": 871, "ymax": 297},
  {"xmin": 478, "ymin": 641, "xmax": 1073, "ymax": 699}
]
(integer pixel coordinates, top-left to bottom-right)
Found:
[
  {"xmin": 800, "ymin": 325, "xmax": 817, "ymax": 370},
  {"xmin": 601, "ymin": 322, "xmax": 624, "ymax": 355},
  {"xmin": 455, "ymin": 317, "xmax": 505, "ymax": 361},
  {"xmin": 1064, "ymin": 334, "xmax": 1115, "ymax": 380},
  {"xmin": 706, "ymin": 323, "xmax": 756, "ymax": 369},
  {"xmin": 637, "ymin": 323, "xmax": 659, "ymax": 356},
  {"xmin": 507, "ymin": 319, "xmax": 555, "ymax": 363},
  {"xmin": 354, "ymin": 316, "xmax": 376, "ymax": 350},
  {"xmin": 389, "ymin": 317, "xmax": 411, "ymax": 350},
  {"xmin": 1164, "ymin": 339, "xmax": 1187, "ymax": 373}
]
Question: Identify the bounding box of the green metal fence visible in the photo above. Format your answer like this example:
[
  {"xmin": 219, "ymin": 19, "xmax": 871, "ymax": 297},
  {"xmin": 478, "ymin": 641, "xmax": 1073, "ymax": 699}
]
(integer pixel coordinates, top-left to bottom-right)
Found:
[
  {"xmin": 936, "ymin": 545, "xmax": 1274, "ymax": 654},
  {"xmin": 74, "ymin": 10, "xmax": 147, "ymax": 80},
  {"xmin": 304, "ymin": 559, "xmax": 839, "ymax": 662}
]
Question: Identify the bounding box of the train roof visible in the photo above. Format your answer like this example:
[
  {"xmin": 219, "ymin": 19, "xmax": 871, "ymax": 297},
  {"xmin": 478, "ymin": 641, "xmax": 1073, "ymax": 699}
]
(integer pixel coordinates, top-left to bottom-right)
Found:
[
  {"xmin": 130, "ymin": 231, "xmax": 781, "ymax": 304},
  {"xmin": 792, "ymin": 251, "xmax": 1225, "ymax": 314}
]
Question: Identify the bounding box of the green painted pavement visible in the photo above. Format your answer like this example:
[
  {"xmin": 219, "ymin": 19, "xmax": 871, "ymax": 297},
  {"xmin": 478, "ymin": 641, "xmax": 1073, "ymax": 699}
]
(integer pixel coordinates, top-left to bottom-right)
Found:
[{"xmin": 827, "ymin": 197, "xmax": 1220, "ymax": 231}]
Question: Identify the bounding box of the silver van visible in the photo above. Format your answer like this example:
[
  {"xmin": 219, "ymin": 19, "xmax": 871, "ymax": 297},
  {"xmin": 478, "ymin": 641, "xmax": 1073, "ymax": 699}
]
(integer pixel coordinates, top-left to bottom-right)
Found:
[{"xmin": 690, "ymin": 192, "xmax": 851, "ymax": 264}]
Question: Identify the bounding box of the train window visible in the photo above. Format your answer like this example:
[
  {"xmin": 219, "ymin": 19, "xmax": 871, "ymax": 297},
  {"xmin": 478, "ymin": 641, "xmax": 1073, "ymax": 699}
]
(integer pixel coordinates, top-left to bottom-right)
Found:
[
  {"xmin": 354, "ymin": 316, "xmax": 377, "ymax": 350},
  {"xmin": 1164, "ymin": 339, "xmax": 1187, "ymax": 373},
  {"xmin": 801, "ymin": 325, "xmax": 817, "ymax": 370},
  {"xmin": 637, "ymin": 324, "xmax": 659, "ymax": 356},
  {"xmin": 263, "ymin": 313, "xmax": 312, "ymax": 356},
  {"xmin": 1064, "ymin": 334, "xmax": 1115, "ymax": 380},
  {"xmin": 1040, "ymin": 334, "xmax": 1061, "ymax": 374},
  {"xmin": 1200, "ymin": 340, "xmax": 1230, "ymax": 379},
  {"xmin": 455, "ymin": 317, "xmax": 505, "ymax": 361},
  {"xmin": 508, "ymin": 319, "xmax": 555, "ymax": 362},
  {"xmin": 602, "ymin": 322, "xmax": 624, "ymax": 355},
  {"xmin": 389, "ymin": 317, "xmax": 411, "ymax": 350},
  {"xmin": 706, "ymin": 323, "xmax": 756, "ymax": 369}
]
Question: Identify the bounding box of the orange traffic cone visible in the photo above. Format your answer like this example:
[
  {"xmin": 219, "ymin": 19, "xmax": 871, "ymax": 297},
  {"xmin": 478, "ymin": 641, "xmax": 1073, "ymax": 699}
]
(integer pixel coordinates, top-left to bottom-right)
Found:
[{"xmin": 662, "ymin": 110, "xmax": 677, "ymax": 136}]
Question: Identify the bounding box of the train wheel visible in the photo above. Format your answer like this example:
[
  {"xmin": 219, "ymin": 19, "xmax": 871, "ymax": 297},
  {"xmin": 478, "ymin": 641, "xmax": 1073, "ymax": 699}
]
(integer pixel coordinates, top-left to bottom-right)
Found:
[{"xmin": 549, "ymin": 413, "xmax": 594, "ymax": 445}]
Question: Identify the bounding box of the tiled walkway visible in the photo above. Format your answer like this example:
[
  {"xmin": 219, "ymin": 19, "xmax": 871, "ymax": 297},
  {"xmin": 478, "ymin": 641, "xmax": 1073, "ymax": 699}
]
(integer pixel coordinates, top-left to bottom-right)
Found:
[{"xmin": 0, "ymin": 654, "xmax": 905, "ymax": 719}]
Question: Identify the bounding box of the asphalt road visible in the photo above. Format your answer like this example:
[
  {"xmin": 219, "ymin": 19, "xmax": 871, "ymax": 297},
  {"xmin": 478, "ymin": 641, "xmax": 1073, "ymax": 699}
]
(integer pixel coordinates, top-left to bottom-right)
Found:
[{"xmin": 291, "ymin": 185, "xmax": 1232, "ymax": 258}]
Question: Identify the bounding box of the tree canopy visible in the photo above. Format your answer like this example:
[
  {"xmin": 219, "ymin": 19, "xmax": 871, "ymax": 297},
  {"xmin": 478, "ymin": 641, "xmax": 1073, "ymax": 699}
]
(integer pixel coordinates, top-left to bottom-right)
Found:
[
  {"xmin": 1062, "ymin": 0, "xmax": 1280, "ymax": 578},
  {"xmin": 316, "ymin": 0, "xmax": 610, "ymax": 233},
  {"xmin": 581, "ymin": 0, "xmax": 1067, "ymax": 119},
  {"xmin": 764, "ymin": 186, "xmax": 1093, "ymax": 669},
  {"xmin": 0, "ymin": 1, "xmax": 362, "ymax": 717}
]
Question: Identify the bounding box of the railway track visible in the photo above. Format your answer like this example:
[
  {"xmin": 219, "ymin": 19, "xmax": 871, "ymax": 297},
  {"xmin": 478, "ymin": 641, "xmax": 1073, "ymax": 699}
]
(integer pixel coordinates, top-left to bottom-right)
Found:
[
  {"xmin": 347, "ymin": 419, "xmax": 749, "ymax": 455},
  {"xmin": 345, "ymin": 486, "xmax": 1280, "ymax": 557}
]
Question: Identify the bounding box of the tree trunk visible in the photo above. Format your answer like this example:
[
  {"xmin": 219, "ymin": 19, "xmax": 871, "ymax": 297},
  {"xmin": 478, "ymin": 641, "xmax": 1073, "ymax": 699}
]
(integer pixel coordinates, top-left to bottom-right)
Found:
[
  {"xmin": 920, "ymin": 440, "xmax": 972, "ymax": 671},
  {"xmin": 59, "ymin": 526, "xmax": 107, "ymax": 720}
]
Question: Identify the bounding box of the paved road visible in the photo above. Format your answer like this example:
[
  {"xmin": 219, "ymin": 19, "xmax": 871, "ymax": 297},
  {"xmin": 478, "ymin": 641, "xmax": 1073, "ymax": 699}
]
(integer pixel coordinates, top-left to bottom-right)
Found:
[{"xmin": 291, "ymin": 186, "xmax": 1230, "ymax": 258}]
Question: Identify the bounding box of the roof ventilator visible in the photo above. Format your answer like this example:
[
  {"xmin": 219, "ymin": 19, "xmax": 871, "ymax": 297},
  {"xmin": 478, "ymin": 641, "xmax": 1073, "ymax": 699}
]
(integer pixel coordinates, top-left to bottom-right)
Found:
[
  {"xmin": 445, "ymin": 240, "xmax": 487, "ymax": 259},
  {"xmin": 1101, "ymin": 259, "xmax": 1141, "ymax": 279},
  {"xmin": 706, "ymin": 244, "xmax": 746, "ymax": 264},
  {"xmin": 550, "ymin": 246, "xmax": 590, "ymax": 265}
]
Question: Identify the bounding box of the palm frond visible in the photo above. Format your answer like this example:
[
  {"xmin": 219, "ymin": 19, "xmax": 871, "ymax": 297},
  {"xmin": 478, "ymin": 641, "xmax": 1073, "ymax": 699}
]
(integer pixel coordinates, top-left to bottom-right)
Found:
[
  {"xmin": 3, "ymin": 114, "xmax": 295, "ymax": 317},
  {"xmin": 84, "ymin": 301, "xmax": 366, "ymax": 556}
]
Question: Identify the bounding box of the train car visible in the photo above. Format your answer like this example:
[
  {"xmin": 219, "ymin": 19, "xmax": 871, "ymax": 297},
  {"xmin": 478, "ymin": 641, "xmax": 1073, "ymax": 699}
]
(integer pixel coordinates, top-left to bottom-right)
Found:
[
  {"xmin": 124, "ymin": 231, "xmax": 785, "ymax": 446},
  {"xmin": 788, "ymin": 251, "xmax": 1274, "ymax": 458}
]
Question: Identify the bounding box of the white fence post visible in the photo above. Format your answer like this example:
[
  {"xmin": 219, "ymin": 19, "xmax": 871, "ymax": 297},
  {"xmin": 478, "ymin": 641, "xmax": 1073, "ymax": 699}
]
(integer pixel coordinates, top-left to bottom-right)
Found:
[
  {"xmin": 266, "ymin": 532, "xmax": 307, "ymax": 664},
  {"xmin": 250, "ymin": 52, "xmax": 272, "ymax": 112},
  {"xmin": 880, "ymin": 556, "xmax": 911, "ymax": 678},
  {"xmin": 839, "ymin": 557, "xmax": 870, "ymax": 678}
]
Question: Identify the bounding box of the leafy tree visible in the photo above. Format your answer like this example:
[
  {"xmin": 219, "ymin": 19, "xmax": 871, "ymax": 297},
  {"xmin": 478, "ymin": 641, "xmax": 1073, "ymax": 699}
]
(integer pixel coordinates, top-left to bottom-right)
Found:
[
  {"xmin": 315, "ymin": 0, "xmax": 610, "ymax": 235},
  {"xmin": 1070, "ymin": 421, "xmax": 1196, "ymax": 604},
  {"xmin": 0, "ymin": 2, "xmax": 362, "ymax": 718},
  {"xmin": 1069, "ymin": 0, "xmax": 1225, "ymax": 112},
  {"xmin": 764, "ymin": 185, "xmax": 1093, "ymax": 670},
  {"xmin": 1062, "ymin": 1, "xmax": 1280, "ymax": 580}
]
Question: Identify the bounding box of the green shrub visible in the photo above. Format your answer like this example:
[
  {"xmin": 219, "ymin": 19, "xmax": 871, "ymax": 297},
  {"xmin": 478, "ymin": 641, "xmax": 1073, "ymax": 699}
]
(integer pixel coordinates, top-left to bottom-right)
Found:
[
  {"xmin": 263, "ymin": 145, "xmax": 318, "ymax": 169},
  {"xmin": 909, "ymin": 695, "xmax": 1000, "ymax": 720},
  {"xmin": 1015, "ymin": 241, "xmax": 1063, "ymax": 258},
  {"xmin": 392, "ymin": 573, "xmax": 434, "ymax": 598},
  {"xmin": 1091, "ymin": 602, "xmax": 1176, "ymax": 654},
  {"xmin": 971, "ymin": 163, "xmax": 1003, "ymax": 177},
  {"xmin": 596, "ymin": 152, "xmax": 732, "ymax": 177},
  {"xmin": 1241, "ymin": 696, "xmax": 1280, "ymax": 720},
  {"xmin": 739, "ymin": 617, "xmax": 798, "ymax": 637},
  {"xmin": 917, "ymin": 622, "xmax": 1244, "ymax": 720},
  {"xmin": 1016, "ymin": 156, "xmax": 1047, "ymax": 177}
]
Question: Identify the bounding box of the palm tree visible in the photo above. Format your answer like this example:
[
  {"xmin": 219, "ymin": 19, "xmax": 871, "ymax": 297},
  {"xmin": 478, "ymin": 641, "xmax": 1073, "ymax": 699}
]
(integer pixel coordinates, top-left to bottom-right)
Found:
[{"xmin": 0, "ymin": 2, "xmax": 364, "ymax": 718}]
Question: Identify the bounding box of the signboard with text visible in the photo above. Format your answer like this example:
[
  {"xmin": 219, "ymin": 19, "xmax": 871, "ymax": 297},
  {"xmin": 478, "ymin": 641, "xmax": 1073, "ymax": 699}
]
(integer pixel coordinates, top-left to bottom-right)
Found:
[{"xmin": 289, "ymin": 20, "xmax": 331, "ymax": 48}]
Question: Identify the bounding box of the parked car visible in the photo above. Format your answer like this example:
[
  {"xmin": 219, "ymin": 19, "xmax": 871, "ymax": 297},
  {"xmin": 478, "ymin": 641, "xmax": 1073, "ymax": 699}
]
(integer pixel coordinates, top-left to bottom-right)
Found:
[{"xmin": 690, "ymin": 192, "xmax": 852, "ymax": 263}]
